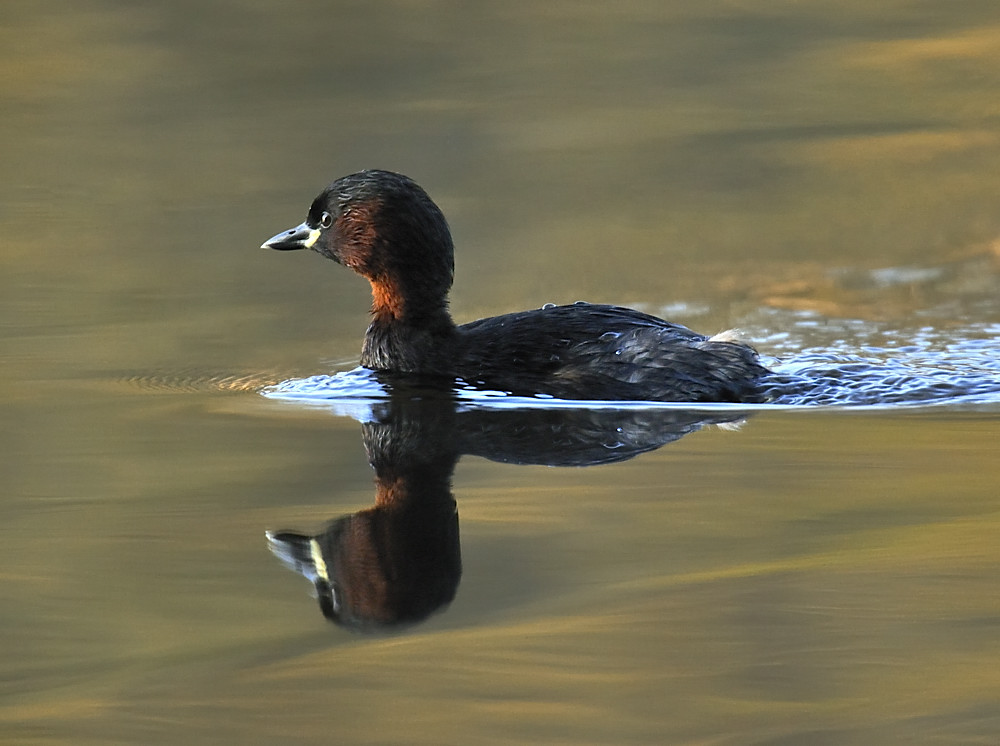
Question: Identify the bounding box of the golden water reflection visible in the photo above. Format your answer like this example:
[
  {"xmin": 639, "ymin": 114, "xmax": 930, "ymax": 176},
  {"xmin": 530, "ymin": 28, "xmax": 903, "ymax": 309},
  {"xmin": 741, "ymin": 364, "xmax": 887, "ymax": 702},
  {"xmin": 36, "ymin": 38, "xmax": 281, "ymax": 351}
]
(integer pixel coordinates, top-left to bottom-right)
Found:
[{"xmin": 252, "ymin": 410, "xmax": 1000, "ymax": 744}]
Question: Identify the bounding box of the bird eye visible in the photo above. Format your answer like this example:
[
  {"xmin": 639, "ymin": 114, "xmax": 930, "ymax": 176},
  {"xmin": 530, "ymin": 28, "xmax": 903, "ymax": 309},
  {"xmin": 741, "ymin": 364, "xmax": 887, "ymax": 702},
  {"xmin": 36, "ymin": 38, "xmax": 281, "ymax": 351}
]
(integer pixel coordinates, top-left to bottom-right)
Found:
[{"xmin": 319, "ymin": 211, "xmax": 333, "ymax": 229}]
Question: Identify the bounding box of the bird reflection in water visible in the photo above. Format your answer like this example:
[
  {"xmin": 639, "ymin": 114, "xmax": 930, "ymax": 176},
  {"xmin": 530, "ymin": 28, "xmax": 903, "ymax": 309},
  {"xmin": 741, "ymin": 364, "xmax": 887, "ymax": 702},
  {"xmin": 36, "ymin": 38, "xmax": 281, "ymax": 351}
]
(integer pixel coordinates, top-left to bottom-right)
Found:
[{"xmin": 267, "ymin": 384, "xmax": 749, "ymax": 633}]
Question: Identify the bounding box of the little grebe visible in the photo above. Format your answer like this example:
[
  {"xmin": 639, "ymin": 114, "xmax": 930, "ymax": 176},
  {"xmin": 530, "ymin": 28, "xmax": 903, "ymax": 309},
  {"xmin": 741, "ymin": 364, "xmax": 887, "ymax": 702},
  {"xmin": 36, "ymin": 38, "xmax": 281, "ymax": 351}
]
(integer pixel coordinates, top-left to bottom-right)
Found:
[{"xmin": 262, "ymin": 170, "xmax": 768, "ymax": 402}]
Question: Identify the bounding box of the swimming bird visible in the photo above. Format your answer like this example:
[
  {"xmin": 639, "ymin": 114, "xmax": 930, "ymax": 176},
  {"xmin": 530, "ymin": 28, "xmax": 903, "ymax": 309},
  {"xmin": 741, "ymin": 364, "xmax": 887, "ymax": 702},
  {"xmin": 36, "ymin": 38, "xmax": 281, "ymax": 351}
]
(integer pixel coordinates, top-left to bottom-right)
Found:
[{"xmin": 262, "ymin": 170, "xmax": 768, "ymax": 402}]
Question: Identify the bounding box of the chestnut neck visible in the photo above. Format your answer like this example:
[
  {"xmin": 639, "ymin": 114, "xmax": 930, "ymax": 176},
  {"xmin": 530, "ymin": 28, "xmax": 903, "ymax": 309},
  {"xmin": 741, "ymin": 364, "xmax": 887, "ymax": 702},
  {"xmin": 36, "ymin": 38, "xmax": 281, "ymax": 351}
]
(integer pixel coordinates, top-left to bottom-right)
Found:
[
  {"xmin": 360, "ymin": 278, "xmax": 457, "ymax": 374},
  {"xmin": 367, "ymin": 276, "xmax": 454, "ymax": 327}
]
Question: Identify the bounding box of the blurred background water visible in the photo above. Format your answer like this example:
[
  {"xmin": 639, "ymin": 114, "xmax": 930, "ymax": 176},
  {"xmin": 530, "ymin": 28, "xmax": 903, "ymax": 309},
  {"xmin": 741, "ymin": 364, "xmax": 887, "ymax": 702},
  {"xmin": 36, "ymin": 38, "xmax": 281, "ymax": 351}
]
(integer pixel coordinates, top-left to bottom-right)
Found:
[{"xmin": 3, "ymin": 1, "xmax": 1000, "ymax": 743}]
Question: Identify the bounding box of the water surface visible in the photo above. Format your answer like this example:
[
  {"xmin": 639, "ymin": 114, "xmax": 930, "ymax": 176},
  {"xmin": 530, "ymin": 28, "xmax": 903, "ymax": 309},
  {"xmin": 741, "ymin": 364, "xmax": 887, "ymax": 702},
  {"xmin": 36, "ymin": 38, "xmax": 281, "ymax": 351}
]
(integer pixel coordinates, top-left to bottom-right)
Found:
[{"xmin": 3, "ymin": 2, "xmax": 1000, "ymax": 743}]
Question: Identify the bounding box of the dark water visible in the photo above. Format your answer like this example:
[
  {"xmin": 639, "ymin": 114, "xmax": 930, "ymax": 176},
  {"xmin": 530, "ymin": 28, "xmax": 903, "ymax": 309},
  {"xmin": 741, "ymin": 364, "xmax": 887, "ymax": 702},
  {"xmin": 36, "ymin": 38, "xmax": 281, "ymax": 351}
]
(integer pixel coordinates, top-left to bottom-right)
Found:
[{"xmin": 4, "ymin": 2, "xmax": 1000, "ymax": 743}]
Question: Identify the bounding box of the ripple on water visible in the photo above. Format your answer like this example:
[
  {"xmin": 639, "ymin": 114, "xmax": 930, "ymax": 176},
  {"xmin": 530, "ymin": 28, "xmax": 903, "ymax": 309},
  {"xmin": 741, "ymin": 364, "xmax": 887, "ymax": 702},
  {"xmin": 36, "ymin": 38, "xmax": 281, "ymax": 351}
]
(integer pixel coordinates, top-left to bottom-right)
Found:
[
  {"xmin": 758, "ymin": 315, "xmax": 1000, "ymax": 407},
  {"xmin": 263, "ymin": 318, "xmax": 1000, "ymax": 413}
]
